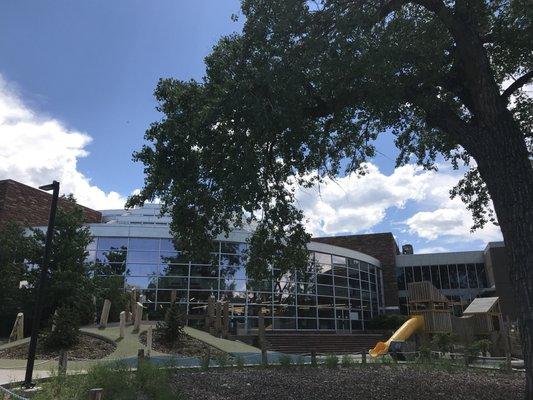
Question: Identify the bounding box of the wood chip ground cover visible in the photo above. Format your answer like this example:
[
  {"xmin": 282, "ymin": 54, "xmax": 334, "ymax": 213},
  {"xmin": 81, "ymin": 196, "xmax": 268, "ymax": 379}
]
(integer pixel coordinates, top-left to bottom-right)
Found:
[
  {"xmin": 171, "ymin": 366, "xmax": 523, "ymax": 400},
  {"xmin": 0, "ymin": 333, "xmax": 116, "ymax": 360}
]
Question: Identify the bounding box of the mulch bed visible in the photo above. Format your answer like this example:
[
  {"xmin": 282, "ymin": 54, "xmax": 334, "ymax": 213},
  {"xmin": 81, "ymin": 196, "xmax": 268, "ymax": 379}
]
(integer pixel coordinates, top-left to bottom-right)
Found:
[
  {"xmin": 139, "ymin": 330, "xmax": 226, "ymax": 359},
  {"xmin": 171, "ymin": 366, "xmax": 524, "ymax": 400},
  {"xmin": 0, "ymin": 332, "xmax": 116, "ymax": 360}
]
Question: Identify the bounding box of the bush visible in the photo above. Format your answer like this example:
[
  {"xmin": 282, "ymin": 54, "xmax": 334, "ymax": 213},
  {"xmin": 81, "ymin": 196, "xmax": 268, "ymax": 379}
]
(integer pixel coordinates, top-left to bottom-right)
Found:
[
  {"xmin": 156, "ymin": 301, "xmax": 185, "ymax": 346},
  {"xmin": 324, "ymin": 354, "xmax": 339, "ymax": 368},
  {"xmin": 341, "ymin": 354, "xmax": 354, "ymax": 367},
  {"xmin": 366, "ymin": 314, "xmax": 409, "ymax": 330},
  {"xmin": 235, "ymin": 355, "xmax": 245, "ymax": 369},
  {"xmin": 215, "ymin": 352, "xmax": 231, "ymax": 368},
  {"xmin": 417, "ymin": 345, "xmax": 432, "ymax": 363},
  {"xmin": 278, "ymin": 354, "xmax": 292, "ymax": 367},
  {"xmin": 200, "ymin": 349, "xmax": 211, "ymax": 370},
  {"xmin": 34, "ymin": 361, "xmax": 177, "ymax": 400},
  {"xmin": 431, "ymin": 332, "xmax": 457, "ymax": 354},
  {"xmin": 42, "ymin": 306, "xmax": 80, "ymax": 350}
]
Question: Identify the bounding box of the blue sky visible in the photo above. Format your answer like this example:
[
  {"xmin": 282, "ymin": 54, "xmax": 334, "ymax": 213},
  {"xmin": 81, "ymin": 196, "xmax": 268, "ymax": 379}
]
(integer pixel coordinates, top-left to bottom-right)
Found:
[{"xmin": 0, "ymin": 1, "xmax": 502, "ymax": 252}]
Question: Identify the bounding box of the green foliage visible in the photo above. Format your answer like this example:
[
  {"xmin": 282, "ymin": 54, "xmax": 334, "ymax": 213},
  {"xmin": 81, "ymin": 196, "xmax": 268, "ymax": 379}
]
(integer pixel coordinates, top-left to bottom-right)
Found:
[
  {"xmin": 130, "ymin": 0, "xmax": 533, "ymax": 288},
  {"xmin": 215, "ymin": 352, "xmax": 231, "ymax": 368},
  {"xmin": 34, "ymin": 362, "xmax": 177, "ymax": 400},
  {"xmin": 42, "ymin": 306, "xmax": 80, "ymax": 350},
  {"xmin": 0, "ymin": 221, "xmax": 38, "ymax": 336},
  {"xmin": 418, "ymin": 345, "xmax": 432, "ymax": 363},
  {"xmin": 156, "ymin": 301, "xmax": 185, "ymax": 346},
  {"xmin": 324, "ymin": 354, "xmax": 339, "ymax": 368},
  {"xmin": 466, "ymin": 339, "xmax": 492, "ymax": 359},
  {"xmin": 35, "ymin": 197, "xmax": 96, "ymax": 325},
  {"xmin": 0, "ymin": 197, "xmax": 96, "ymax": 338},
  {"xmin": 278, "ymin": 354, "xmax": 292, "ymax": 367},
  {"xmin": 366, "ymin": 314, "xmax": 409, "ymax": 330},
  {"xmin": 341, "ymin": 354, "xmax": 354, "ymax": 367},
  {"xmin": 235, "ymin": 355, "xmax": 245, "ymax": 369},
  {"xmin": 431, "ymin": 333, "xmax": 457, "ymax": 354},
  {"xmin": 200, "ymin": 349, "xmax": 211, "ymax": 370}
]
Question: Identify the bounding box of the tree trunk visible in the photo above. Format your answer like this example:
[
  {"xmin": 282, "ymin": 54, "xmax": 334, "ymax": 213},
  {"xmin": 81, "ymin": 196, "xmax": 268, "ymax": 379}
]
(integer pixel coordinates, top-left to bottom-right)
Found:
[{"xmin": 470, "ymin": 110, "xmax": 533, "ymax": 398}]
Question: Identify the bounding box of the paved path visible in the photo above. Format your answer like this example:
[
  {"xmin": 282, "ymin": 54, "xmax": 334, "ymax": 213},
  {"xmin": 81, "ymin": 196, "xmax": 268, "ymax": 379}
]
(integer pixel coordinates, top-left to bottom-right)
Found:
[
  {"xmin": 0, "ymin": 324, "xmax": 260, "ymax": 384},
  {"xmin": 184, "ymin": 327, "xmax": 261, "ymax": 354}
]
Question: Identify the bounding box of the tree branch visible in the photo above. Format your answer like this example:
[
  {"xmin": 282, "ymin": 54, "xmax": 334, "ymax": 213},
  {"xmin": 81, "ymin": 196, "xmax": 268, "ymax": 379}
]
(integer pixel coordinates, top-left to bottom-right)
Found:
[{"xmin": 501, "ymin": 71, "xmax": 533, "ymax": 100}]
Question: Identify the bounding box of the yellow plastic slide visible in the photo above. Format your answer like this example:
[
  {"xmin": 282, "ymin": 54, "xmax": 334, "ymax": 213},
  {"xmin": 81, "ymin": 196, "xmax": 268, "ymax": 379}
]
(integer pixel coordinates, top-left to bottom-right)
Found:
[{"xmin": 369, "ymin": 315, "xmax": 424, "ymax": 357}]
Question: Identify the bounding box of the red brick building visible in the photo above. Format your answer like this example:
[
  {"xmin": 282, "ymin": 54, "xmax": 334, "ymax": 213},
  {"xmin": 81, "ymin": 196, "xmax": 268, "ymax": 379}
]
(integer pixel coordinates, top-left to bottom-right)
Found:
[{"xmin": 0, "ymin": 179, "xmax": 102, "ymax": 228}]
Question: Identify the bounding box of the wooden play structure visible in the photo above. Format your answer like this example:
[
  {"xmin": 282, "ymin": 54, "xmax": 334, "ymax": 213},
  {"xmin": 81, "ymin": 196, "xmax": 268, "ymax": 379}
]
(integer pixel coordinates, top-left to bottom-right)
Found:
[
  {"xmin": 369, "ymin": 281, "xmax": 504, "ymax": 357},
  {"xmin": 408, "ymin": 281, "xmax": 452, "ymax": 333}
]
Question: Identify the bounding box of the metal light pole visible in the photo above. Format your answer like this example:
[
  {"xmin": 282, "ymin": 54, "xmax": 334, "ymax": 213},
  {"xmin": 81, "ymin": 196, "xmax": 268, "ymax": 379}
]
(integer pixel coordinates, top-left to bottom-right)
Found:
[{"xmin": 24, "ymin": 181, "xmax": 60, "ymax": 388}]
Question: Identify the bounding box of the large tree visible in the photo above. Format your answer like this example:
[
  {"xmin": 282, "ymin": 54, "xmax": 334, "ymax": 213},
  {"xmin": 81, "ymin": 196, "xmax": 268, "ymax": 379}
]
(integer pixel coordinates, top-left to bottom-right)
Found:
[{"xmin": 129, "ymin": 0, "xmax": 532, "ymax": 393}]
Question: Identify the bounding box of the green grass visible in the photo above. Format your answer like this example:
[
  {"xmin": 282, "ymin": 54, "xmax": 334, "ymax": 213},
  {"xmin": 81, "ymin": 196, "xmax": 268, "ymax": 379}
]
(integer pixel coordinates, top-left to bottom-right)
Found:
[{"xmin": 31, "ymin": 361, "xmax": 180, "ymax": 400}]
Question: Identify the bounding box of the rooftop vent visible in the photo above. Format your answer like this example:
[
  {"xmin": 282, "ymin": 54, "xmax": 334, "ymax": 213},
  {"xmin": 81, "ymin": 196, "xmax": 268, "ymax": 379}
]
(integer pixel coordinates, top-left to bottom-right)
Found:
[{"xmin": 402, "ymin": 244, "xmax": 413, "ymax": 255}]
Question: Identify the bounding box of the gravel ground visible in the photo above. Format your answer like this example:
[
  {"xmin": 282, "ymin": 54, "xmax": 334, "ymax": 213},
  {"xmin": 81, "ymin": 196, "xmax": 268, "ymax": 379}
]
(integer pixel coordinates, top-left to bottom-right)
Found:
[
  {"xmin": 172, "ymin": 366, "xmax": 524, "ymax": 400},
  {"xmin": 0, "ymin": 333, "xmax": 116, "ymax": 360}
]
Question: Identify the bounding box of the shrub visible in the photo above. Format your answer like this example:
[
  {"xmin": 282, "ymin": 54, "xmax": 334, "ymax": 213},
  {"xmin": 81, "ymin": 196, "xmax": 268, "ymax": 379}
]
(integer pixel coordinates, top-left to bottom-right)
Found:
[
  {"xmin": 200, "ymin": 349, "xmax": 211, "ymax": 370},
  {"xmin": 278, "ymin": 354, "xmax": 292, "ymax": 367},
  {"xmin": 417, "ymin": 345, "xmax": 432, "ymax": 363},
  {"xmin": 42, "ymin": 306, "xmax": 80, "ymax": 350},
  {"xmin": 341, "ymin": 354, "xmax": 354, "ymax": 367},
  {"xmin": 235, "ymin": 355, "xmax": 245, "ymax": 369},
  {"xmin": 156, "ymin": 301, "xmax": 185, "ymax": 346},
  {"xmin": 34, "ymin": 361, "xmax": 178, "ymax": 400},
  {"xmin": 431, "ymin": 332, "xmax": 457, "ymax": 355},
  {"xmin": 476, "ymin": 339, "xmax": 492, "ymax": 356},
  {"xmin": 324, "ymin": 354, "xmax": 339, "ymax": 368},
  {"xmin": 215, "ymin": 352, "xmax": 231, "ymax": 368}
]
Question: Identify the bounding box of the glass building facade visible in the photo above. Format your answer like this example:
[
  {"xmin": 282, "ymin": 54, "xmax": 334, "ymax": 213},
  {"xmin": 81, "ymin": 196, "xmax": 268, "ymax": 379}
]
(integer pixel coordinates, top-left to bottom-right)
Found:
[
  {"xmin": 396, "ymin": 262, "xmax": 490, "ymax": 316},
  {"xmin": 87, "ymin": 224, "xmax": 384, "ymax": 333}
]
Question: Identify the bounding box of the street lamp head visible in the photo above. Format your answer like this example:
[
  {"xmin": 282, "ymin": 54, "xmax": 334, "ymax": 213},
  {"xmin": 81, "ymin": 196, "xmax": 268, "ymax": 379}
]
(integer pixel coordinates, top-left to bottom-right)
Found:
[{"xmin": 39, "ymin": 181, "xmax": 59, "ymax": 191}]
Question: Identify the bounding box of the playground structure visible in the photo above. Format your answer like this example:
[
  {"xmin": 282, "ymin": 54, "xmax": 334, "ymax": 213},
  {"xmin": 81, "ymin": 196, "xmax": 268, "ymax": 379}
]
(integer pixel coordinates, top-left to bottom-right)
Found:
[{"xmin": 369, "ymin": 281, "xmax": 505, "ymax": 357}]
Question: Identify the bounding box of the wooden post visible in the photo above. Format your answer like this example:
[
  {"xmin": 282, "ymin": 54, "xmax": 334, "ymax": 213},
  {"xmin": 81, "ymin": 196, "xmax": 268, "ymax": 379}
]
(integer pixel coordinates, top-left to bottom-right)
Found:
[
  {"xmin": 222, "ymin": 301, "xmax": 229, "ymax": 338},
  {"xmin": 207, "ymin": 296, "xmax": 215, "ymax": 335},
  {"xmin": 88, "ymin": 388, "xmax": 103, "ymax": 400},
  {"xmin": 146, "ymin": 326, "xmax": 153, "ymax": 358},
  {"xmin": 9, "ymin": 312, "xmax": 24, "ymax": 342},
  {"xmin": 261, "ymin": 346, "xmax": 268, "ymax": 366},
  {"xmin": 137, "ymin": 348, "xmax": 145, "ymax": 364},
  {"xmin": 215, "ymin": 301, "xmax": 222, "ymax": 336},
  {"xmin": 133, "ymin": 302, "xmax": 143, "ymax": 333},
  {"xmin": 58, "ymin": 350, "xmax": 68, "ymax": 375},
  {"xmin": 311, "ymin": 349, "xmax": 317, "ymax": 366},
  {"xmin": 119, "ymin": 311, "xmax": 126, "ymax": 339},
  {"xmin": 99, "ymin": 299, "xmax": 111, "ymax": 329},
  {"xmin": 361, "ymin": 351, "xmax": 367, "ymax": 364}
]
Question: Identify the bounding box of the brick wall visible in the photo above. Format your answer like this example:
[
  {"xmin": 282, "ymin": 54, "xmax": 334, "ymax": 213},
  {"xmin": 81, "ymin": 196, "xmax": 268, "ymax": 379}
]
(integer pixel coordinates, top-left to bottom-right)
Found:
[
  {"xmin": 0, "ymin": 179, "xmax": 102, "ymax": 228},
  {"xmin": 311, "ymin": 233, "xmax": 400, "ymax": 309}
]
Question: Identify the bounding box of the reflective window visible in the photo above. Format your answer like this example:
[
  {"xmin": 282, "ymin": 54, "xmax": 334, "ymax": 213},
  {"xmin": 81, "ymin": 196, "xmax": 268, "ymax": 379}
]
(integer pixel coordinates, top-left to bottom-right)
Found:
[
  {"xmin": 89, "ymin": 233, "xmax": 383, "ymax": 332},
  {"xmin": 431, "ymin": 265, "xmax": 441, "ymax": 289},
  {"xmin": 448, "ymin": 265, "xmax": 459, "ymax": 289},
  {"xmin": 129, "ymin": 238, "xmax": 159, "ymax": 251}
]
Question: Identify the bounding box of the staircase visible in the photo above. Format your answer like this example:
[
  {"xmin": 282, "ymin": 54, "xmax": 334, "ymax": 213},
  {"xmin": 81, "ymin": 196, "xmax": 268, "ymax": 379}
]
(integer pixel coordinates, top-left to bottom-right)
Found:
[{"xmin": 264, "ymin": 332, "xmax": 385, "ymax": 354}]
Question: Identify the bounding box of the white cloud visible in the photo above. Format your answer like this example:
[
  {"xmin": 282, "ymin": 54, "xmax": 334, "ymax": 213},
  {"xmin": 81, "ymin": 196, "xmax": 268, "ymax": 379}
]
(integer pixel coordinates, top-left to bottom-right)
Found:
[
  {"xmin": 295, "ymin": 162, "xmax": 502, "ymax": 243},
  {"xmin": 0, "ymin": 74, "xmax": 126, "ymax": 210},
  {"xmin": 417, "ymin": 246, "xmax": 449, "ymax": 254},
  {"xmin": 295, "ymin": 163, "xmax": 431, "ymax": 235}
]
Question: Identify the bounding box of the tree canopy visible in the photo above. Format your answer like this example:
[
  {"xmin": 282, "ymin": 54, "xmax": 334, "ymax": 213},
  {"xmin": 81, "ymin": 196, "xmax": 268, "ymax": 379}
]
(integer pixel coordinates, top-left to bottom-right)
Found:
[{"xmin": 129, "ymin": 0, "xmax": 532, "ymax": 280}]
